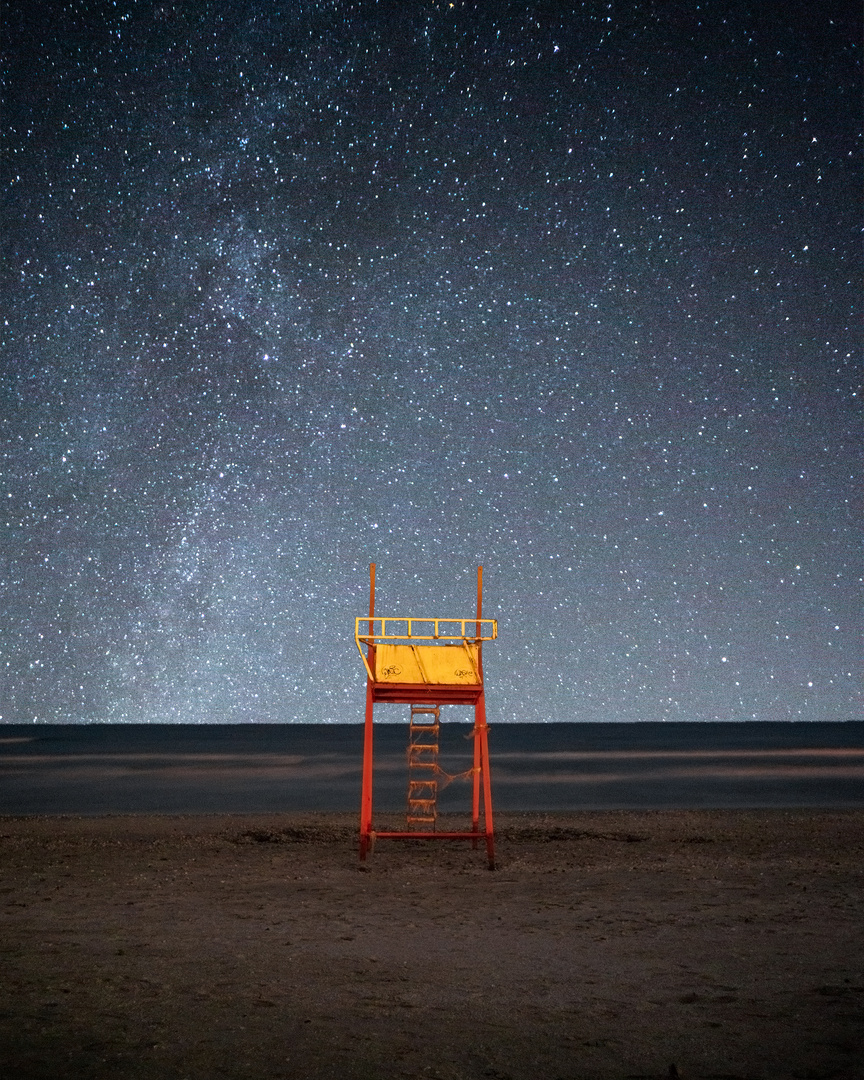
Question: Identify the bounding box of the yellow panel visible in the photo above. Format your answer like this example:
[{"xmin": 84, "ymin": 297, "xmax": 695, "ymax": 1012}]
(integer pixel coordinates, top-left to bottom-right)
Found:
[
  {"xmin": 373, "ymin": 643, "xmax": 480, "ymax": 685},
  {"xmin": 374, "ymin": 643, "xmax": 423, "ymax": 683}
]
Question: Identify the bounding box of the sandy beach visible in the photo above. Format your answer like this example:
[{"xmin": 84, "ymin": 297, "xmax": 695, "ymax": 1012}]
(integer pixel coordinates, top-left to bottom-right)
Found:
[{"xmin": 1, "ymin": 809, "xmax": 861, "ymax": 1079}]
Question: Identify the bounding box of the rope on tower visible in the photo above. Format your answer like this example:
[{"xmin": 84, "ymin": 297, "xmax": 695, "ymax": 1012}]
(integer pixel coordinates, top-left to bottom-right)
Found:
[{"xmin": 432, "ymin": 764, "xmax": 480, "ymax": 790}]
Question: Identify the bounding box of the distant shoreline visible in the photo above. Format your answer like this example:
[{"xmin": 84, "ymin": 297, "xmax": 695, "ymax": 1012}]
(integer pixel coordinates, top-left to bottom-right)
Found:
[{"xmin": 1, "ymin": 720, "xmax": 862, "ymax": 815}]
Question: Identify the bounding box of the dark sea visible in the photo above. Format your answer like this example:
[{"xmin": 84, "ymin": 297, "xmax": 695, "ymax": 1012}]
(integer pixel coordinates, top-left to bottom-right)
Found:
[{"xmin": 1, "ymin": 722, "xmax": 862, "ymax": 815}]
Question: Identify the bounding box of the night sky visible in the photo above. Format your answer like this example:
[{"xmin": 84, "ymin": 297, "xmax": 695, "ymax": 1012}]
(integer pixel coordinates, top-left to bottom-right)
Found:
[{"xmin": 2, "ymin": 1, "xmax": 860, "ymax": 725}]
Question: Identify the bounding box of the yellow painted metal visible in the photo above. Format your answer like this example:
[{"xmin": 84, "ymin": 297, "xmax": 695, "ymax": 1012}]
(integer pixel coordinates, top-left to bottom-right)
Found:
[
  {"xmin": 354, "ymin": 616, "xmax": 496, "ymax": 682},
  {"xmin": 372, "ymin": 643, "xmax": 481, "ymax": 685}
]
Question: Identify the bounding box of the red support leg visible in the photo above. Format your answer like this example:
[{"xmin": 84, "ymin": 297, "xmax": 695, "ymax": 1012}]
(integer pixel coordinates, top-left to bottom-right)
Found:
[
  {"xmin": 472, "ymin": 706, "xmax": 481, "ymax": 847},
  {"xmin": 476, "ymin": 691, "xmax": 495, "ymax": 869},
  {"xmin": 472, "ymin": 564, "xmax": 483, "ymax": 847},
  {"xmin": 360, "ymin": 564, "xmax": 376, "ymax": 860},
  {"xmin": 359, "ymin": 677, "xmax": 374, "ymax": 860}
]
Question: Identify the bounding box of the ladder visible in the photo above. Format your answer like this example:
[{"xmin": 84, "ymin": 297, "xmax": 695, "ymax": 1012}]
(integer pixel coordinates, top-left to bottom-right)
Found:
[{"xmin": 406, "ymin": 705, "xmax": 440, "ymax": 828}]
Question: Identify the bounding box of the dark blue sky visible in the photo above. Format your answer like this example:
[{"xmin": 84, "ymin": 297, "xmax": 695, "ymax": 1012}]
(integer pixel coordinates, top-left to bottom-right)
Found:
[{"xmin": 2, "ymin": 1, "xmax": 860, "ymax": 724}]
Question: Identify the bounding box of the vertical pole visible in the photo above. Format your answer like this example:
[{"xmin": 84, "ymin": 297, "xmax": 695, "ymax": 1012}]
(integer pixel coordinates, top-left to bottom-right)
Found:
[
  {"xmin": 472, "ymin": 700, "xmax": 481, "ymax": 846},
  {"xmin": 359, "ymin": 563, "xmax": 376, "ymax": 860},
  {"xmin": 475, "ymin": 566, "xmax": 494, "ymax": 868},
  {"xmin": 475, "ymin": 565, "xmax": 483, "ymax": 644},
  {"xmin": 478, "ymin": 691, "xmax": 495, "ymax": 870},
  {"xmin": 471, "ymin": 565, "xmax": 483, "ymax": 844}
]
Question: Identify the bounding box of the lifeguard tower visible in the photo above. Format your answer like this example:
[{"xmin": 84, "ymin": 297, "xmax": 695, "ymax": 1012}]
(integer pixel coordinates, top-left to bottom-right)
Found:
[{"xmin": 355, "ymin": 564, "xmax": 497, "ymax": 868}]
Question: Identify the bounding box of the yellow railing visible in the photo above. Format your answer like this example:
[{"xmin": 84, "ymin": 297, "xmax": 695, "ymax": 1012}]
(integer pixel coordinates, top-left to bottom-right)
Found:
[
  {"xmin": 354, "ymin": 617, "xmax": 497, "ymax": 681},
  {"xmin": 355, "ymin": 616, "xmax": 497, "ymax": 645}
]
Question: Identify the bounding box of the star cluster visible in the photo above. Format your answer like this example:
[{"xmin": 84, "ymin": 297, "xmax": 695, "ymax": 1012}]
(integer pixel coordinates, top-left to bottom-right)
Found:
[{"xmin": 2, "ymin": 1, "xmax": 860, "ymax": 724}]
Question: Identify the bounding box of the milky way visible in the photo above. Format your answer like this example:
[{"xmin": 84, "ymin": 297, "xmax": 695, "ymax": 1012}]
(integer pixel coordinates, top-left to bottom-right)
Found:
[{"xmin": 2, "ymin": 1, "xmax": 860, "ymax": 725}]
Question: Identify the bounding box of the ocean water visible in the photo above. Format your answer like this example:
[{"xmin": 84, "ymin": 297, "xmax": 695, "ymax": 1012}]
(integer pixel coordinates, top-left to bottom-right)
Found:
[{"xmin": 1, "ymin": 721, "xmax": 862, "ymax": 815}]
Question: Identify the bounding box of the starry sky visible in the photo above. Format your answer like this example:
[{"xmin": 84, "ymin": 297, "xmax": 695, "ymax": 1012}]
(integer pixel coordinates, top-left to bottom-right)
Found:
[{"xmin": 2, "ymin": 0, "xmax": 860, "ymax": 725}]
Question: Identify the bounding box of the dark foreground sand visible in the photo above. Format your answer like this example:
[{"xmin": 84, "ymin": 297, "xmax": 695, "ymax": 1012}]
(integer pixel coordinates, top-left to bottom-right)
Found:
[{"xmin": 1, "ymin": 810, "xmax": 861, "ymax": 1080}]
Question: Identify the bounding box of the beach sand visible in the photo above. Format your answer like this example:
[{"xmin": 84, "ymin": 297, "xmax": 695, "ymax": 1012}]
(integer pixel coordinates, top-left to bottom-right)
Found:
[{"xmin": 1, "ymin": 809, "xmax": 861, "ymax": 1079}]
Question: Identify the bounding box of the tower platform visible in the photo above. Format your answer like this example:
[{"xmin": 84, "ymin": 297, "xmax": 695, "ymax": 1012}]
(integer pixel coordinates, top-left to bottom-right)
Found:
[{"xmin": 354, "ymin": 617, "xmax": 496, "ymax": 704}]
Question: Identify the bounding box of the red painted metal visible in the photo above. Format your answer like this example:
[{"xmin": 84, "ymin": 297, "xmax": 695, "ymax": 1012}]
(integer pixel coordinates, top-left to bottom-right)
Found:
[
  {"xmin": 359, "ymin": 563, "xmax": 376, "ymax": 861},
  {"xmin": 477, "ymin": 691, "xmax": 495, "ymax": 867},
  {"xmin": 472, "ymin": 566, "xmax": 483, "ymax": 846},
  {"xmin": 371, "ymin": 682, "xmax": 482, "ymax": 705},
  {"xmin": 373, "ymin": 832, "xmax": 489, "ymax": 840}
]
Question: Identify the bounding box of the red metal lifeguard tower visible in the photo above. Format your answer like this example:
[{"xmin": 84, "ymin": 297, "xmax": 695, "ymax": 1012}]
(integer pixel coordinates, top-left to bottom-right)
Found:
[{"xmin": 355, "ymin": 564, "xmax": 497, "ymax": 868}]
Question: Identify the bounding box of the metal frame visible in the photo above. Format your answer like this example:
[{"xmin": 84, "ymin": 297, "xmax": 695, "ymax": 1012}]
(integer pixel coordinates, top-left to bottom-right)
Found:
[{"xmin": 357, "ymin": 564, "xmax": 496, "ymax": 869}]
